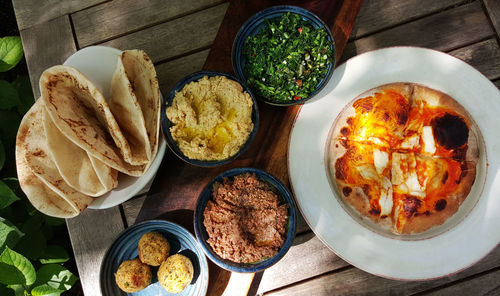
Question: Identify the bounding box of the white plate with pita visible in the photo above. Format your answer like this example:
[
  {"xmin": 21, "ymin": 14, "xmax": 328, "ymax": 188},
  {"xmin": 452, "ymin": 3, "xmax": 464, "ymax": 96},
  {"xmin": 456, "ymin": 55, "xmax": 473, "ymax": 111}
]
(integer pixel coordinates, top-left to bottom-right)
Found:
[
  {"xmin": 64, "ymin": 46, "xmax": 166, "ymax": 209},
  {"xmin": 288, "ymin": 46, "xmax": 500, "ymax": 280}
]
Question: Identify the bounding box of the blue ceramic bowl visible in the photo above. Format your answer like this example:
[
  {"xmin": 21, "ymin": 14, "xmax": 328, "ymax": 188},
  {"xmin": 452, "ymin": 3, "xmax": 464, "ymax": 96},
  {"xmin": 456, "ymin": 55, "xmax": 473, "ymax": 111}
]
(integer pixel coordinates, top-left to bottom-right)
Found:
[
  {"xmin": 194, "ymin": 167, "xmax": 296, "ymax": 273},
  {"xmin": 100, "ymin": 220, "xmax": 208, "ymax": 296},
  {"xmin": 161, "ymin": 71, "xmax": 259, "ymax": 167},
  {"xmin": 232, "ymin": 5, "xmax": 336, "ymax": 106}
]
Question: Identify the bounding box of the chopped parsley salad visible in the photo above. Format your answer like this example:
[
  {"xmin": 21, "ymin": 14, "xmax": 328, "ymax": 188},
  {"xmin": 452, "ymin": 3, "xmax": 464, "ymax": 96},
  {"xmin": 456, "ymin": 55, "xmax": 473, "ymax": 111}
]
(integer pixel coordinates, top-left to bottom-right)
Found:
[{"xmin": 243, "ymin": 12, "xmax": 334, "ymax": 103}]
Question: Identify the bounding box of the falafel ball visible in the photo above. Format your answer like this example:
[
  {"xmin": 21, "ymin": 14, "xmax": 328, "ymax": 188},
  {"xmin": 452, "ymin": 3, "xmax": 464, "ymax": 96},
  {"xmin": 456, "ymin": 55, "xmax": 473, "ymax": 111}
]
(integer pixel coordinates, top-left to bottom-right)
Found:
[
  {"xmin": 138, "ymin": 231, "xmax": 170, "ymax": 266},
  {"xmin": 158, "ymin": 254, "xmax": 194, "ymax": 293},
  {"xmin": 115, "ymin": 258, "xmax": 152, "ymax": 293}
]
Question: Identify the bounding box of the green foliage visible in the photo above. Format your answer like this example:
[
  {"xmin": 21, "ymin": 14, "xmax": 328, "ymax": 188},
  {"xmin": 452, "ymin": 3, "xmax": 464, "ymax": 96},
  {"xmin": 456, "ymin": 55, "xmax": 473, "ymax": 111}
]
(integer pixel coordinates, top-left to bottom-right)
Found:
[
  {"xmin": 0, "ymin": 139, "xmax": 5, "ymax": 171},
  {"xmin": 0, "ymin": 80, "xmax": 20, "ymax": 110},
  {"xmin": 39, "ymin": 246, "xmax": 69, "ymax": 265},
  {"xmin": 0, "ymin": 218, "xmax": 23, "ymax": 253},
  {"xmin": 0, "ymin": 35, "xmax": 78, "ymax": 295},
  {"xmin": 11, "ymin": 76, "xmax": 34, "ymax": 114},
  {"xmin": 0, "ymin": 110, "xmax": 21, "ymax": 148},
  {"xmin": 0, "ymin": 37, "xmax": 24, "ymax": 72},
  {"xmin": 34, "ymin": 264, "xmax": 77, "ymax": 292},
  {"xmin": 0, "ymin": 180, "xmax": 20, "ymax": 209},
  {"xmin": 0, "ymin": 246, "xmax": 36, "ymax": 286}
]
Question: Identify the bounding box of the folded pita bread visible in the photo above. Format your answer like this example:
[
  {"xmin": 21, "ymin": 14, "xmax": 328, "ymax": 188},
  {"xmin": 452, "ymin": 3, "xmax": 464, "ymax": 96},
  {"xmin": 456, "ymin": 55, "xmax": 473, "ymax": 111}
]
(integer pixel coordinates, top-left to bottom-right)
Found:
[
  {"xmin": 110, "ymin": 50, "xmax": 161, "ymax": 169},
  {"xmin": 16, "ymin": 100, "xmax": 93, "ymax": 218},
  {"xmin": 39, "ymin": 65, "xmax": 145, "ymax": 176},
  {"xmin": 42, "ymin": 108, "xmax": 118, "ymax": 196},
  {"xmin": 109, "ymin": 51, "xmax": 151, "ymax": 166},
  {"xmin": 88, "ymin": 152, "xmax": 118, "ymax": 192}
]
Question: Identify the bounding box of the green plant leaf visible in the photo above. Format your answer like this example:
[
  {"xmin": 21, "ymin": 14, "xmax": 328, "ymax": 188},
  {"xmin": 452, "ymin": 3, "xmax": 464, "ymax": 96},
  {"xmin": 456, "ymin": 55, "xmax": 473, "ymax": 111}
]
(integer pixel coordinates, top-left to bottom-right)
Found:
[
  {"xmin": 43, "ymin": 216, "xmax": 64, "ymax": 227},
  {"xmin": 6, "ymin": 284, "xmax": 23, "ymax": 296},
  {"xmin": 0, "ymin": 110, "xmax": 21, "ymax": 148},
  {"xmin": 31, "ymin": 284, "xmax": 62, "ymax": 296},
  {"xmin": 0, "ymin": 180, "xmax": 20, "ymax": 209},
  {"xmin": 0, "ymin": 80, "xmax": 21, "ymax": 110},
  {"xmin": 0, "ymin": 283, "xmax": 15, "ymax": 296},
  {"xmin": 0, "ymin": 246, "xmax": 35, "ymax": 286},
  {"xmin": 0, "ymin": 218, "xmax": 24, "ymax": 253},
  {"xmin": 15, "ymin": 229, "xmax": 45, "ymax": 261},
  {"xmin": 20, "ymin": 212, "xmax": 42, "ymax": 234},
  {"xmin": 39, "ymin": 245, "xmax": 69, "ymax": 264},
  {"xmin": 34, "ymin": 264, "xmax": 77, "ymax": 292},
  {"xmin": 0, "ymin": 37, "xmax": 24, "ymax": 72},
  {"xmin": 0, "ymin": 263, "xmax": 25, "ymax": 286},
  {"xmin": 0, "ymin": 139, "xmax": 5, "ymax": 171},
  {"xmin": 11, "ymin": 77, "xmax": 33, "ymax": 115}
]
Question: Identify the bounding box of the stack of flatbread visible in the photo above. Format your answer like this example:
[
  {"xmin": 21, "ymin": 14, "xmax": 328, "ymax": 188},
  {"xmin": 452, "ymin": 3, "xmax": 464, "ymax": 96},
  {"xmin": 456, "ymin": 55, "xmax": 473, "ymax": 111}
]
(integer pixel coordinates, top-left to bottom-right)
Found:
[{"xmin": 15, "ymin": 50, "xmax": 161, "ymax": 218}]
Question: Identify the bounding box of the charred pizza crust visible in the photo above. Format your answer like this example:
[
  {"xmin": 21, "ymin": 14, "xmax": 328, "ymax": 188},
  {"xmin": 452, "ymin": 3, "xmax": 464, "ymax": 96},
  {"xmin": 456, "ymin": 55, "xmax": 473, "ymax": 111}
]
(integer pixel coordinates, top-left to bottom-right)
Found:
[{"xmin": 328, "ymin": 83, "xmax": 480, "ymax": 235}]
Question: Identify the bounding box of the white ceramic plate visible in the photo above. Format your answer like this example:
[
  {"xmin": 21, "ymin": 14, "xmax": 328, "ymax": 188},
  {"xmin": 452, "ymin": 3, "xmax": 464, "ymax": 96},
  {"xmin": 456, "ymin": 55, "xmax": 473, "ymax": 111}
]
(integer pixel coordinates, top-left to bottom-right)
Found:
[
  {"xmin": 288, "ymin": 47, "xmax": 500, "ymax": 280},
  {"xmin": 63, "ymin": 46, "xmax": 166, "ymax": 209}
]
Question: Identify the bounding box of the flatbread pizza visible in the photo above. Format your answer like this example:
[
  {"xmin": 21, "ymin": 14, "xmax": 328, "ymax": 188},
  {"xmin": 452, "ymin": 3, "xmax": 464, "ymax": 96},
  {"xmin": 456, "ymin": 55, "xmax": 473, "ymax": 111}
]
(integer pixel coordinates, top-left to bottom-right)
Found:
[{"xmin": 327, "ymin": 83, "xmax": 480, "ymax": 235}]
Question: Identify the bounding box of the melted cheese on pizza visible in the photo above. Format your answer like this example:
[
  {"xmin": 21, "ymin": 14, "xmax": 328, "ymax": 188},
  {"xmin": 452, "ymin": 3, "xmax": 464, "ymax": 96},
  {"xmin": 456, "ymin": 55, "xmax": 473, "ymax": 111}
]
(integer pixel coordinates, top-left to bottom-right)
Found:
[
  {"xmin": 332, "ymin": 84, "xmax": 476, "ymax": 234},
  {"xmin": 346, "ymin": 90, "xmax": 411, "ymax": 146}
]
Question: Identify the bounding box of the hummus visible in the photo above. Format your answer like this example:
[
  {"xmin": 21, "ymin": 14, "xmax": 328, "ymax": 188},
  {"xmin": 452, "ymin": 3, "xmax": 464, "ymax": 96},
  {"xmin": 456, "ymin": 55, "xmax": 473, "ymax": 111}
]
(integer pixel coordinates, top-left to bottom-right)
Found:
[{"xmin": 166, "ymin": 75, "xmax": 254, "ymax": 161}]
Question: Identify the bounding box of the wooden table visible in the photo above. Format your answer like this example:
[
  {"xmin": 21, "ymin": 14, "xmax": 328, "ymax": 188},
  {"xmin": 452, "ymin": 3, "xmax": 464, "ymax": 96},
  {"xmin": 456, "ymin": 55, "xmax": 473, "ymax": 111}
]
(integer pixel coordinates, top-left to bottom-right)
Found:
[{"xmin": 13, "ymin": 0, "xmax": 500, "ymax": 295}]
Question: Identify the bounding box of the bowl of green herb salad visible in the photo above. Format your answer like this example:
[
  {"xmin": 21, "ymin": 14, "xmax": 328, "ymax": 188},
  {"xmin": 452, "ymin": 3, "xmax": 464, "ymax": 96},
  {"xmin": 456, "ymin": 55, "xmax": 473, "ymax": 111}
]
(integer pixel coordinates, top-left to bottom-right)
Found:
[{"xmin": 232, "ymin": 6, "xmax": 336, "ymax": 106}]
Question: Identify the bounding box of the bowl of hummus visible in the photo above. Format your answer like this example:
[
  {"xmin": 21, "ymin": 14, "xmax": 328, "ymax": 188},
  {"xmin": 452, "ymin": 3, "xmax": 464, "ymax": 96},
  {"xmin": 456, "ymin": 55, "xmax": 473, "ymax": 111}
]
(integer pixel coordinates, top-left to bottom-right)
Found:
[{"xmin": 162, "ymin": 71, "xmax": 259, "ymax": 166}]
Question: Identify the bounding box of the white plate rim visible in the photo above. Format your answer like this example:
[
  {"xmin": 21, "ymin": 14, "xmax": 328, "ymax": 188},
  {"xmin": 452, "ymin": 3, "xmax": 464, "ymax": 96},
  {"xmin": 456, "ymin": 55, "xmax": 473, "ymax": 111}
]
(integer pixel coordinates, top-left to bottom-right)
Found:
[
  {"xmin": 288, "ymin": 46, "xmax": 500, "ymax": 280},
  {"xmin": 63, "ymin": 45, "xmax": 166, "ymax": 209}
]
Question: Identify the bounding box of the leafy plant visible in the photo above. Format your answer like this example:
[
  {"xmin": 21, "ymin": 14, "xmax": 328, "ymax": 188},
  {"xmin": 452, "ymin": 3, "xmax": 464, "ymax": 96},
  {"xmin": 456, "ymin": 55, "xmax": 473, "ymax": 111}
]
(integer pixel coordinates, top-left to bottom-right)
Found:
[{"xmin": 0, "ymin": 36, "xmax": 78, "ymax": 296}]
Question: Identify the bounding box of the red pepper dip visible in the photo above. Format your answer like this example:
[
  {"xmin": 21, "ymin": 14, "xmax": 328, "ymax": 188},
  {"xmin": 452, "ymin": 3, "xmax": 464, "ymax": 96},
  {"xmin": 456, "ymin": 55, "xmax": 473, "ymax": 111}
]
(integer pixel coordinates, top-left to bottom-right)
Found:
[{"xmin": 203, "ymin": 173, "xmax": 288, "ymax": 263}]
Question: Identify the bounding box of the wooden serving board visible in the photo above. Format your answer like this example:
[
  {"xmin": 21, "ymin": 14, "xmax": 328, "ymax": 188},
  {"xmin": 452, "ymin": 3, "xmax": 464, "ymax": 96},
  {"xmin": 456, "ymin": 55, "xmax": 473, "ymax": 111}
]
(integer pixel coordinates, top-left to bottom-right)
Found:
[{"xmin": 136, "ymin": 0, "xmax": 362, "ymax": 294}]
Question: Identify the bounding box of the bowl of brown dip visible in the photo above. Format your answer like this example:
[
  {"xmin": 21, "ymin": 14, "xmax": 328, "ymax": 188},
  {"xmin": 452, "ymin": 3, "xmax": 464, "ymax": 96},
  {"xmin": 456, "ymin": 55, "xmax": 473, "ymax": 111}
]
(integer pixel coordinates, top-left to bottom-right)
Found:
[
  {"xmin": 194, "ymin": 167, "xmax": 296, "ymax": 272},
  {"xmin": 161, "ymin": 71, "xmax": 259, "ymax": 167}
]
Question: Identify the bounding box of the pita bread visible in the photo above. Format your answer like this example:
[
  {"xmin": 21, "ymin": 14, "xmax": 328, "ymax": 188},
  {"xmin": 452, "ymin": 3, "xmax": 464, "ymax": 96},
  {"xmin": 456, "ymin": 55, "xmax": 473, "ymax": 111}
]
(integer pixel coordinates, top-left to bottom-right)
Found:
[
  {"xmin": 16, "ymin": 100, "xmax": 92, "ymax": 218},
  {"xmin": 115, "ymin": 50, "xmax": 161, "ymax": 166},
  {"xmin": 109, "ymin": 51, "xmax": 151, "ymax": 166},
  {"xmin": 39, "ymin": 65, "xmax": 145, "ymax": 176},
  {"xmin": 88, "ymin": 152, "xmax": 118, "ymax": 191},
  {"xmin": 42, "ymin": 107, "xmax": 117, "ymax": 196}
]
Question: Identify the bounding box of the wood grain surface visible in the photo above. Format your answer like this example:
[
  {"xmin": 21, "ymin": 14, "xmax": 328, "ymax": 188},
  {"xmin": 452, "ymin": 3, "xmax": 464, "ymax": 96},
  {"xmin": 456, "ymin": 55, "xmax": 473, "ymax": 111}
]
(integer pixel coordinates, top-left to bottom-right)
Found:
[
  {"xmin": 19, "ymin": 16, "xmax": 76, "ymax": 98},
  {"xmin": 343, "ymin": 1, "xmax": 495, "ymax": 62},
  {"xmin": 12, "ymin": 0, "xmax": 107, "ymax": 30},
  {"xmin": 11, "ymin": 0, "xmax": 500, "ymax": 295},
  {"xmin": 99, "ymin": 3, "xmax": 229, "ymax": 64},
  {"xmin": 72, "ymin": 0, "xmax": 226, "ymax": 47}
]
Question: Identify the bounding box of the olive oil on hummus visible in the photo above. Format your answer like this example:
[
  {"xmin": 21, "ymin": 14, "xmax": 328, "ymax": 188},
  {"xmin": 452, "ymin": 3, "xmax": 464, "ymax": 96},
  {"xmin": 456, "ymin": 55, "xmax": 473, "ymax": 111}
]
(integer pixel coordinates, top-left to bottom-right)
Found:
[{"xmin": 166, "ymin": 76, "xmax": 254, "ymax": 161}]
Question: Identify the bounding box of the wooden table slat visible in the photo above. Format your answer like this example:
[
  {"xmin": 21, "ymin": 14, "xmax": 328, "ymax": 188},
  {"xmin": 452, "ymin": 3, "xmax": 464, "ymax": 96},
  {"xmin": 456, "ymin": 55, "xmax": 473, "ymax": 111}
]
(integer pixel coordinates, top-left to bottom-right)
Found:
[
  {"xmin": 66, "ymin": 207, "xmax": 125, "ymax": 296},
  {"xmin": 265, "ymin": 245, "xmax": 500, "ymax": 296},
  {"xmin": 257, "ymin": 232, "xmax": 349, "ymax": 294},
  {"xmin": 448, "ymin": 38, "xmax": 500, "ymax": 81},
  {"xmin": 99, "ymin": 3, "xmax": 229, "ymax": 64},
  {"xmin": 350, "ymin": 0, "xmax": 464, "ymax": 40},
  {"xmin": 13, "ymin": 0, "xmax": 107, "ymax": 30},
  {"xmin": 343, "ymin": 1, "xmax": 494, "ymax": 61},
  {"xmin": 72, "ymin": 0, "xmax": 226, "ymax": 48},
  {"xmin": 484, "ymin": 0, "xmax": 500, "ymax": 40},
  {"xmin": 19, "ymin": 15, "xmax": 77, "ymax": 98},
  {"xmin": 423, "ymin": 268, "xmax": 500, "ymax": 296},
  {"xmin": 122, "ymin": 195, "xmax": 147, "ymax": 227},
  {"xmin": 156, "ymin": 49, "xmax": 211, "ymax": 95}
]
